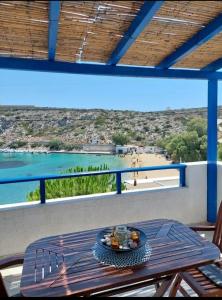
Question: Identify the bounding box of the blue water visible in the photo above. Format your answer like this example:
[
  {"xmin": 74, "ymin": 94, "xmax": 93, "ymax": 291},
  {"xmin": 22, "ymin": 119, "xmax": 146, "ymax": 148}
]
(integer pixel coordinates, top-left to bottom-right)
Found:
[{"xmin": 0, "ymin": 152, "xmax": 126, "ymax": 205}]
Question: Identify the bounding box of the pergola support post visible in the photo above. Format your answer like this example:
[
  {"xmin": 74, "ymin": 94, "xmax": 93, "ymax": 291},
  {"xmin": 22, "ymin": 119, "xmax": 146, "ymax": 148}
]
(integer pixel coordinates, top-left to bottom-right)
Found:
[{"xmin": 207, "ymin": 79, "xmax": 218, "ymax": 223}]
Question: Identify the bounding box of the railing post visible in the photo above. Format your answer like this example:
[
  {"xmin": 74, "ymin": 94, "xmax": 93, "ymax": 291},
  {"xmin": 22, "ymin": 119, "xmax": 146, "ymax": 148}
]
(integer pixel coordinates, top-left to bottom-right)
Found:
[
  {"xmin": 207, "ymin": 79, "xmax": 218, "ymax": 223},
  {"xmin": 179, "ymin": 166, "xmax": 186, "ymax": 187},
  {"xmin": 40, "ymin": 179, "xmax": 46, "ymax": 204},
  {"xmin": 116, "ymin": 172, "xmax": 122, "ymax": 194}
]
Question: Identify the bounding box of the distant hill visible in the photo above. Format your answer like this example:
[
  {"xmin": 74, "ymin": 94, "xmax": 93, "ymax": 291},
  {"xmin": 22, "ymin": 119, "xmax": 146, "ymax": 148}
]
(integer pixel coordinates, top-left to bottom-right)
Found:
[{"xmin": 0, "ymin": 105, "xmax": 220, "ymax": 150}]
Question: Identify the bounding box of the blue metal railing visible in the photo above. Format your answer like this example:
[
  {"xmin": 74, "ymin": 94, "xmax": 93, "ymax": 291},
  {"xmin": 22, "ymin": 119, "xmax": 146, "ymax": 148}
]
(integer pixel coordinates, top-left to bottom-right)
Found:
[{"xmin": 0, "ymin": 164, "xmax": 186, "ymax": 204}]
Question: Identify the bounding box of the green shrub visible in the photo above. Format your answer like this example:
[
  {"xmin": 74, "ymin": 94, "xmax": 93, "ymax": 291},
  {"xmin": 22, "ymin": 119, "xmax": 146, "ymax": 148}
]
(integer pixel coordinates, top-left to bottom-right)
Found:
[
  {"xmin": 30, "ymin": 142, "xmax": 43, "ymax": 148},
  {"xmin": 46, "ymin": 140, "xmax": 64, "ymax": 151},
  {"xmin": 9, "ymin": 141, "xmax": 27, "ymax": 149},
  {"xmin": 95, "ymin": 116, "xmax": 106, "ymax": 126},
  {"xmin": 27, "ymin": 164, "xmax": 126, "ymax": 201},
  {"xmin": 63, "ymin": 144, "xmax": 74, "ymax": 151},
  {"xmin": 135, "ymin": 135, "xmax": 143, "ymax": 141},
  {"xmin": 112, "ymin": 133, "xmax": 129, "ymax": 145},
  {"xmin": 72, "ymin": 144, "xmax": 83, "ymax": 151},
  {"xmin": 218, "ymin": 143, "xmax": 222, "ymax": 161},
  {"xmin": 159, "ymin": 118, "xmax": 207, "ymax": 163}
]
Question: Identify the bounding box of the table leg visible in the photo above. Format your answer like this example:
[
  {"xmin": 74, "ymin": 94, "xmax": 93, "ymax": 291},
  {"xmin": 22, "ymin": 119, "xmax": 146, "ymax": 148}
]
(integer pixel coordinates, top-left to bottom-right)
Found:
[
  {"xmin": 168, "ymin": 274, "xmax": 183, "ymax": 297},
  {"xmin": 153, "ymin": 274, "xmax": 176, "ymax": 297}
]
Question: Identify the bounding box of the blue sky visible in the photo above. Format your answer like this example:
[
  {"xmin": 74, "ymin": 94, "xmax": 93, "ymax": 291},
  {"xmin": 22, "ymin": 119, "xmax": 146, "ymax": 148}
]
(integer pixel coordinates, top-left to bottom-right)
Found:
[{"xmin": 0, "ymin": 69, "xmax": 221, "ymax": 112}]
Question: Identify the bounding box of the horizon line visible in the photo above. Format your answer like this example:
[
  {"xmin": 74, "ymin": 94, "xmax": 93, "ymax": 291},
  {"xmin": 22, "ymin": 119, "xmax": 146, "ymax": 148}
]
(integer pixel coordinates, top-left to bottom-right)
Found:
[{"xmin": 0, "ymin": 104, "xmax": 217, "ymax": 114}]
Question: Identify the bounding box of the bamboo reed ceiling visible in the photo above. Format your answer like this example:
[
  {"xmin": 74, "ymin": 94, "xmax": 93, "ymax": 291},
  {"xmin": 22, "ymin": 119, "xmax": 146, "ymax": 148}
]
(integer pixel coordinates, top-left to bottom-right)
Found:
[
  {"xmin": 56, "ymin": 1, "xmax": 143, "ymax": 62},
  {"xmin": 1, "ymin": 1, "xmax": 222, "ymax": 69},
  {"xmin": 120, "ymin": 1, "xmax": 222, "ymax": 68},
  {"xmin": 175, "ymin": 31, "xmax": 222, "ymax": 69},
  {"xmin": 0, "ymin": 1, "xmax": 48, "ymax": 59}
]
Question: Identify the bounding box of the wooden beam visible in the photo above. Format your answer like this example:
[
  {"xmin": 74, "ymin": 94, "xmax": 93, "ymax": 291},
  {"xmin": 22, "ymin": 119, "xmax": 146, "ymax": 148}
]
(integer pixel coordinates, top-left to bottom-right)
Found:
[
  {"xmin": 157, "ymin": 13, "xmax": 222, "ymax": 69},
  {"xmin": 202, "ymin": 58, "xmax": 222, "ymax": 72},
  {"xmin": 48, "ymin": 1, "xmax": 60, "ymax": 60},
  {"xmin": 0, "ymin": 57, "xmax": 222, "ymax": 80},
  {"xmin": 107, "ymin": 1, "xmax": 164, "ymax": 65}
]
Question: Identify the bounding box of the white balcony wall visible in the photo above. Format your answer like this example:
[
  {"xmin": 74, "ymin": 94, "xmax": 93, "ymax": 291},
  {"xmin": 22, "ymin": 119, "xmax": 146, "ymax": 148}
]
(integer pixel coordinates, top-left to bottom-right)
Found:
[{"xmin": 0, "ymin": 162, "xmax": 207, "ymax": 256}]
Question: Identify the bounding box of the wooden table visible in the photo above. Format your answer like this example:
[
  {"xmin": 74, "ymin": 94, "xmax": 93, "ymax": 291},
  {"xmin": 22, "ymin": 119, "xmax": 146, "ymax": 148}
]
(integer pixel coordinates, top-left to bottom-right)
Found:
[{"xmin": 20, "ymin": 219, "xmax": 220, "ymax": 297}]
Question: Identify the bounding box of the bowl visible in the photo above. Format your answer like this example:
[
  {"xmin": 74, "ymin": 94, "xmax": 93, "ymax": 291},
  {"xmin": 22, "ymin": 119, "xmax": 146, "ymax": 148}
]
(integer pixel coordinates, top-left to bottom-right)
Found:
[{"xmin": 97, "ymin": 226, "xmax": 147, "ymax": 252}]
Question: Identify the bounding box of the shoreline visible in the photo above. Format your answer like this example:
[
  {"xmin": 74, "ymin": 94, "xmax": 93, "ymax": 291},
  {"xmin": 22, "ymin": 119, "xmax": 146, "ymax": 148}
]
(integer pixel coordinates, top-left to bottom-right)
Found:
[
  {"xmin": 0, "ymin": 149, "xmax": 175, "ymax": 172},
  {"xmin": 122, "ymin": 153, "xmax": 178, "ymax": 186},
  {"xmin": 0, "ymin": 149, "xmax": 175, "ymax": 171},
  {"xmin": 0, "ymin": 149, "xmax": 115, "ymax": 155},
  {"xmin": 0, "ymin": 149, "xmax": 179, "ymax": 202}
]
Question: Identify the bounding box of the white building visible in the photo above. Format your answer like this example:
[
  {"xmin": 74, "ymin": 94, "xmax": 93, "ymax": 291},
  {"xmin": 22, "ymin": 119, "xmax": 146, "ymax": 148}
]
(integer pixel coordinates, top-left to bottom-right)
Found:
[
  {"xmin": 145, "ymin": 146, "xmax": 165, "ymax": 154},
  {"xmin": 90, "ymin": 136, "xmax": 100, "ymax": 144},
  {"xmin": 116, "ymin": 145, "xmax": 129, "ymax": 154},
  {"xmin": 116, "ymin": 145, "xmax": 139, "ymax": 154},
  {"xmin": 83, "ymin": 144, "xmax": 115, "ymax": 153},
  {"xmin": 144, "ymin": 146, "xmax": 156, "ymax": 153}
]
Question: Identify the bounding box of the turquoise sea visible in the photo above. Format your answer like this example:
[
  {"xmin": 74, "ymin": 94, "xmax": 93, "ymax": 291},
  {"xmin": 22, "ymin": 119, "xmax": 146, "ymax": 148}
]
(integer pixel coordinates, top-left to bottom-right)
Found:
[{"xmin": 0, "ymin": 152, "xmax": 126, "ymax": 205}]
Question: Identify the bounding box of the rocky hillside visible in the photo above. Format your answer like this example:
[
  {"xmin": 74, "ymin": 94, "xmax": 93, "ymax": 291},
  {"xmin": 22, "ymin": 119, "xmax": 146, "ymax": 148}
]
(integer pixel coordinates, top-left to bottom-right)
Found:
[{"xmin": 0, "ymin": 105, "xmax": 217, "ymax": 150}]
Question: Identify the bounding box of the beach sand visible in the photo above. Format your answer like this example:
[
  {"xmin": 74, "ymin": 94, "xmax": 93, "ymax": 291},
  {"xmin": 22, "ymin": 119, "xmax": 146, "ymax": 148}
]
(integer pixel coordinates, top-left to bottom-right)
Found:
[{"xmin": 122, "ymin": 153, "xmax": 179, "ymax": 190}]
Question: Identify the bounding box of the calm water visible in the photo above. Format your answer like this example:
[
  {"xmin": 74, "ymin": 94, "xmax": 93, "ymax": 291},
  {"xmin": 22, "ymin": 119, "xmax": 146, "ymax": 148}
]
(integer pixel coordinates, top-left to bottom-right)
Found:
[{"xmin": 0, "ymin": 152, "xmax": 126, "ymax": 205}]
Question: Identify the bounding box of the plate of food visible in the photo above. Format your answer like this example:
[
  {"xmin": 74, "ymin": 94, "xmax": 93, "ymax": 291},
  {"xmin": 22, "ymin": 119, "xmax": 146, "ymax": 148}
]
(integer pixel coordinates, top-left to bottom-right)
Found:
[{"xmin": 97, "ymin": 225, "xmax": 147, "ymax": 252}]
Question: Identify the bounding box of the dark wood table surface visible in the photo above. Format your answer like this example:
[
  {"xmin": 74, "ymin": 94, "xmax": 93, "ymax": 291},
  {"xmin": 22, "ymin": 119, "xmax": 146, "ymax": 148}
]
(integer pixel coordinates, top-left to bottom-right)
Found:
[{"xmin": 20, "ymin": 219, "xmax": 220, "ymax": 297}]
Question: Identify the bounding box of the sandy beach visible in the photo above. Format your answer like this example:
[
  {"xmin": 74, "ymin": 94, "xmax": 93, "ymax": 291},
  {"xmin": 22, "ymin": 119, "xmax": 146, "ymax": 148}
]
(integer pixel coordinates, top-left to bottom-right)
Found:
[{"xmin": 122, "ymin": 153, "xmax": 179, "ymax": 190}]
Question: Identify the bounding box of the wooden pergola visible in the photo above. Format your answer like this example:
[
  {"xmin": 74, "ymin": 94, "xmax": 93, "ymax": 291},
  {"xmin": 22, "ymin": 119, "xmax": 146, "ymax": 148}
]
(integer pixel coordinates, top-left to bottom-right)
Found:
[{"xmin": 1, "ymin": 1, "xmax": 222, "ymax": 222}]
